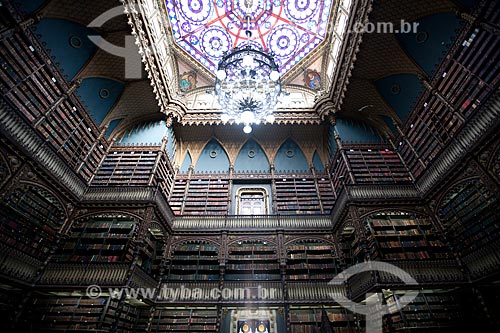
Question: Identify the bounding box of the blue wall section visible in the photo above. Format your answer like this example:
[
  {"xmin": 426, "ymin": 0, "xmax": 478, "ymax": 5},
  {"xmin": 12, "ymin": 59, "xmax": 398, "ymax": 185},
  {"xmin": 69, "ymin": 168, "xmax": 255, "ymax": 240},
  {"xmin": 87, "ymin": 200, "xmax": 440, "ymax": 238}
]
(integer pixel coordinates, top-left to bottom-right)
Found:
[
  {"xmin": 13, "ymin": 0, "xmax": 46, "ymax": 14},
  {"xmin": 77, "ymin": 78, "xmax": 125, "ymax": 125},
  {"xmin": 105, "ymin": 119, "xmax": 122, "ymax": 138},
  {"xmin": 274, "ymin": 139, "xmax": 309, "ymax": 172},
  {"xmin": 180, "ymin": 152, "xmax": 192, "ymax": 173},
  {"xmin": 396, "ymin": 13, "xmax": 462, "ymax": 77},
  {"xmin": 34, "ymin": 19, "xmax": 98, "ymax": 81},
  {"xmin": 334, "ymin": 118, "xmax": 383, "ymax": 143},
  {"xmin": 196, "ymin": 140, "xmax": 230, "ymax": 173},
  {"xmin": 165, "ymin": 127, "xmax": 177, "ymax": 161},
  {"xmin": 234, "ymin": 140, "xmax": 270, "ymax": 173},
  {"xmin": 313, "ymin": 151, "xmax": 325, "ymax": 172},
  {"xmin": 382, "ymin": 115, "xmax": 398, "ymax": 135},
  {"xmin": 375, "ymin": 74, "xmax": 424, "ymax": 123},
  {"xmin": 119, "ymin": 120, "xmax": 167, "ymax": 145}
]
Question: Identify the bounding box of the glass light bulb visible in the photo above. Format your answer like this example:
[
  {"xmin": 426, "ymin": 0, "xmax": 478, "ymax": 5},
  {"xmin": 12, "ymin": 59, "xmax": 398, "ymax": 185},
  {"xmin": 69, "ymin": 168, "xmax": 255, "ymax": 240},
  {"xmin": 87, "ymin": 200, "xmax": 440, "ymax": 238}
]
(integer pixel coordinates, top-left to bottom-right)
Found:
[
  {"xmin": 240, "ymin": 110, "xmax": 255, "ymax": 123},
  {"xmin": 216, "ymin": 69, "xmax": 227, "ymax": 80},
  {"xmin": 242, "ymin": 54, "xmax": 254, "ymax": 68},
  {"xmin": 270, "ymin": 70, "xmax": 280, "ymax": 81},
  {"xmin": 221, "ymin": 114, "xmax": 230, "ymax": 122},
  {"xmin": 243, "ymin": 125, "xmax": 252, "ymax": 134},
  {"xmin": 266, "ymin": 114, "xmax": 275, "ymax": 123}
]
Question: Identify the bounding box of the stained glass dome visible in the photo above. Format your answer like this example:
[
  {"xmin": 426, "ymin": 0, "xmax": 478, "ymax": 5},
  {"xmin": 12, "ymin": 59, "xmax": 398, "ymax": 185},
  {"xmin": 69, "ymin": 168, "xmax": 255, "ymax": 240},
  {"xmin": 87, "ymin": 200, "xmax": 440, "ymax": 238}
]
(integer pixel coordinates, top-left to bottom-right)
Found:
[{"xmin": 165, "ymin": 0, "xmax": 334, "ymax": 74}]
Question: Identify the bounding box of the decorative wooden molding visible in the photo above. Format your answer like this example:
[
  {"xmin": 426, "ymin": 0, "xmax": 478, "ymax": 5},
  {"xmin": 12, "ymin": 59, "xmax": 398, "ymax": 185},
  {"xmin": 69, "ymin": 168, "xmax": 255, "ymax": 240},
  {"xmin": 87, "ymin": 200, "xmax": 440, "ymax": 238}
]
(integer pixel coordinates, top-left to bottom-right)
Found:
[
  {"xmin": 416, "ymin": 93, "xmax": 500, "ymax": 193},
  {"xmin": 82, "ymin": 185, "xmax": 174, "ymax": 229}
]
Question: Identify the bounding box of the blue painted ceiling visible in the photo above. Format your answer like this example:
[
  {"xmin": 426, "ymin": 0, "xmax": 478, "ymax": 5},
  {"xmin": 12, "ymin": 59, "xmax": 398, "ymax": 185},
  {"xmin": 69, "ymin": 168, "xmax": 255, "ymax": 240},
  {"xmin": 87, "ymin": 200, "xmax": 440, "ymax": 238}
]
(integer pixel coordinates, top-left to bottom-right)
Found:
[
  {"xmin": 396, "ymin": 13, "xmax": 462, "ymax": 77},
  {"xmin": 12, "ymin": 0, "xmax": 46, "ymax": 15},
  {"xmin": 105, "ymin": 119, "xmax": 122, "ymax": 138},
  {"xmin": 33, "ymin": 18, "xmax": 98, "ymax": 81},
  {"xmin": 375, "ymin": 74, "xmax": 424, "ymax": 123},
  {"xmin": 11, "ymin": 0, "xmax": 474, "ymax": 153},
  {"xmin": 77, "ymin": 78, "xmax": 125, "ymax": 125},
  {"xmin": 119, "ymin": 120, "xmax": 168, "ymax": 145},
  {"xmin": 334, "ymin": 118, "xmax": 383, "ymax": 144}
]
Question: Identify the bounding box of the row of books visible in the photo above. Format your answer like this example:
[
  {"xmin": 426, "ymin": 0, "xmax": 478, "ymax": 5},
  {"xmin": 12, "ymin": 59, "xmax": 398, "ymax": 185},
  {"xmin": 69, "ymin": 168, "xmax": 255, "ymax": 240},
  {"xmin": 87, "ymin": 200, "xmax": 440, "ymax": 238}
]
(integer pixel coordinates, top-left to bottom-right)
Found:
[
  {"xmin": 286, "ymin": 262, "xmax": 337, "ymax": 269},
  {"xmin": 0, "ymin": 32, "xmax": 103, "ymax": 181},
  {"xmin": 226, "ymin": 263, "xmax": 280, "ymax": 270},
  {"xmin": 288, "ymin": 245, "xmax": 332, "ymax": 251}
]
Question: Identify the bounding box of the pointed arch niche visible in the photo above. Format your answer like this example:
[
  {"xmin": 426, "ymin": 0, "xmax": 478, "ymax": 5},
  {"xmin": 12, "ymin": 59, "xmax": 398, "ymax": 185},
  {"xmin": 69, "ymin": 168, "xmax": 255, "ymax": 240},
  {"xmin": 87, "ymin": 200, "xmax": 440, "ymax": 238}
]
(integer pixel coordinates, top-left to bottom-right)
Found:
[
  {"xmin": 180, "ymin": 152, "xmax": 192, "ymax": 173},
  {"xmin": 274, "ymin": 139, "xmax": 309, "ymax": 172},
  {"xmin": 195, "ymin": 139, "xmax": 230, "ymax": 173},
  {"xmin": 234, "ymin": 139, "xmax": 270, "ymax": 173}
]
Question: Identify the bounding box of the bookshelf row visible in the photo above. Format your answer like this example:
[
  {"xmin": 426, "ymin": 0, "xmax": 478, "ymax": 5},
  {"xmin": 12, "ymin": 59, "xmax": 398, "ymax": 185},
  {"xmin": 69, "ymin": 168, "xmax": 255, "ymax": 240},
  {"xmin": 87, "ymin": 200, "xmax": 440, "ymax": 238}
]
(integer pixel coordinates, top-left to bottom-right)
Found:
[
  {"xmin": 401, "ymin": 13, "xmax": 500, "ymax": 178},
  {"xmin": 0, "ymin": 185, "xmax": 64, "ymax": 260},
  {"xmin": 170, "ymin": 174, "xmax": 335, "ymax": 216},
  {"xmin": 26, "ymin": 295, "xmax": 142, "ymax": 332},
  {"xmin": 182, "ymin": 178, "xmax": 229, "ymax": 216},
  {"xmin": 345, "ymin": 148, "xmax": 411, "ymax": 184},
  {"xmin": 286, "ymin": 240, "xmax": 340, "ymax": 281},
  {"xmin": 383, "ymin": 292, "xmax": 459, "ymax": 332},
  {"xmin": 226, "ymin": 240, "xmax": 279, "ymax": 281},
  {"xmin": 275, "ymin": 178, "xmax": 322, "ymax": 215},
  {"xmin": 92, "ymin": 149, "xmax": 158, "ymax": 186},
  {"xmin": 149, "ymin": 308, "xmax": 218, "ymax": 333},
  {"xmin": 167, "ymin": 242, "xmax": 220, "ymax": 281},
  {"xmin": 28, "ymin": 296, "xmax": 112, "ymax": 331},
  {"xmin": 0, "ymin": 28, "xmax": 105, "ymax": 182},
  {"xmin": 437, "ymin": 179, "xmax": 500, "ymax": 257},
  {"xmin": 289, "ymin": 308, "xmax": 357, "ymax": 333},
  {"xmin": 22, "ymin": 293, "xmax": 463, "ymax": 333},
  {"xmin": 330, "ymin": 153, "xmax": 349, "ymax": 196},
  {"xmin": 52, "ymin": 215, "xmax": 166, "ymax": 278},
  {"xmin": 364, "ymin": 211, "xmax": 450, "ymax": 261},
  {"xmin": 55, "ymin": 216, "xmax": 138, "ymax": 263}
]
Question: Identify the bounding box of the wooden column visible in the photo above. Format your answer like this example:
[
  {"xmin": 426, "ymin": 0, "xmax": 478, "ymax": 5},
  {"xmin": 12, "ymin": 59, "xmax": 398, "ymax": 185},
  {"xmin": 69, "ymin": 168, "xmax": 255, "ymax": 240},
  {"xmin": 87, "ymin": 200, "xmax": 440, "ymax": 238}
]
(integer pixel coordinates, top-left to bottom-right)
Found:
[
  {"xmin": 310, "ymin": 164, "xmax": 325, "ymax": 213},
  {"xmin": 386, "ymin": 135, "xmax": 415, "ymax": 182},
  {"xmin": 392, "ymin": 118, "xmax": 427, "ymax": 169},
  {"xmin": 270, "ymin": 163, "xmax": 278, "ymax": 214},
  {"xmin": 227, "ymin": 164, "xmax": 234, "ymax": 214},
  {"xmin": 334, "ymin": 132, "xmax": 356, "ymax": 184},
  {"xmin": 88, "ymin": 137, "xmax": 117, "ymax": 184},
  {"xmin": 419, "ymin": 76, "xmax": 466, "ymax": 123}
]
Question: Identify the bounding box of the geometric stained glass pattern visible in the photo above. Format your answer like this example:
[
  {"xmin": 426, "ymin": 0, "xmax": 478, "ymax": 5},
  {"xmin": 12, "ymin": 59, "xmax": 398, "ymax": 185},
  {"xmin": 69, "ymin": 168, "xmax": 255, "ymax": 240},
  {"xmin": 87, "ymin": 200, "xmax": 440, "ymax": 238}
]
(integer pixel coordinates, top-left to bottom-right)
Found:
[{"xmin": 165, "ymin": 0, "xmax": 334, "ymax": 74}]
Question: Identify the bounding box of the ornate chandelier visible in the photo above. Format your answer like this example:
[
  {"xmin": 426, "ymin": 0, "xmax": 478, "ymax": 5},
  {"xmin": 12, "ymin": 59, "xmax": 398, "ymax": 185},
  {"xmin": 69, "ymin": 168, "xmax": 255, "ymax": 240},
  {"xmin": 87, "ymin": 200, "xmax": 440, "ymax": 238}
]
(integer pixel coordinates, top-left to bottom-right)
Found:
[{"xmin": 214, "ymin": 15, "xmax": 285, "ymax": 134}]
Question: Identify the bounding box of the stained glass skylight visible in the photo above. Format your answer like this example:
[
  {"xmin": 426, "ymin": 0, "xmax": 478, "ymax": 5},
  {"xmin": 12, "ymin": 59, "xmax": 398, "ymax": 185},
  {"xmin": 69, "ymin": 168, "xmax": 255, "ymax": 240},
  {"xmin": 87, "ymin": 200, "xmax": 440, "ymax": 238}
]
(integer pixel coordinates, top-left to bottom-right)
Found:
[{"xmin": 164, "ymin": 0, "xmax": 334, "ymax": 74}]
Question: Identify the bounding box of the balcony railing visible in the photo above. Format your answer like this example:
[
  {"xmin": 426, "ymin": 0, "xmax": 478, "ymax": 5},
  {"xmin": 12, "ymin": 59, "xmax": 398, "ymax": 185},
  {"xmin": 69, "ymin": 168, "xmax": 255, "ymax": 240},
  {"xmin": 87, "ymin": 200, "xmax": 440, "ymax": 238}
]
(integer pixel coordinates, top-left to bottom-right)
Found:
[
  {"xmin": 39, "ymin": 263, "xmax": 129, "ymax": 286},
  {"xmin": 172, "ymin": 215, "xmax": 333, "ymax": 230}
]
